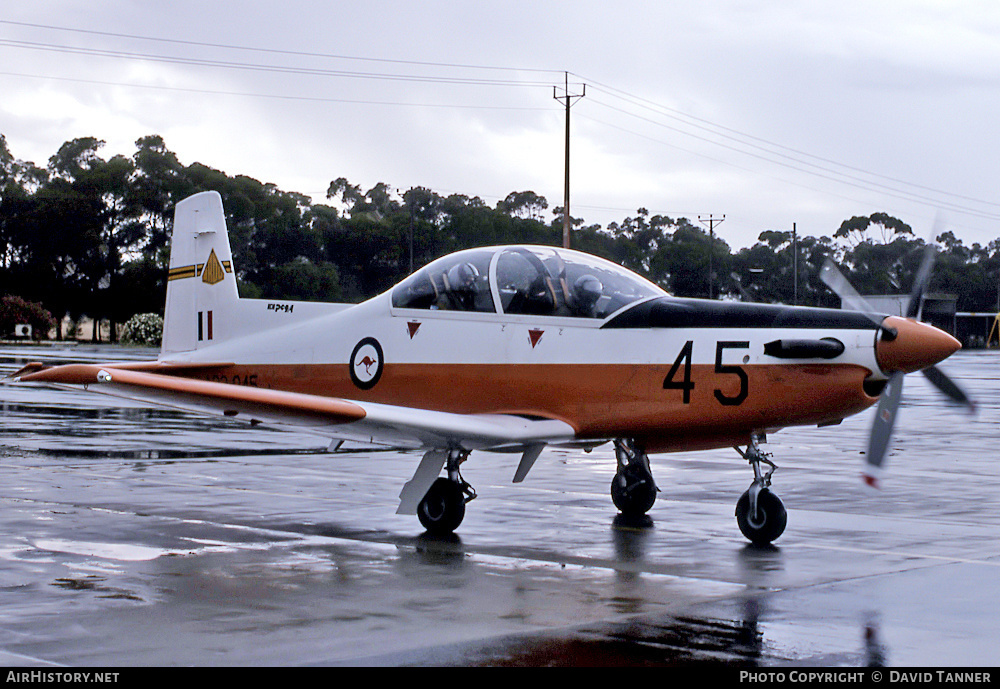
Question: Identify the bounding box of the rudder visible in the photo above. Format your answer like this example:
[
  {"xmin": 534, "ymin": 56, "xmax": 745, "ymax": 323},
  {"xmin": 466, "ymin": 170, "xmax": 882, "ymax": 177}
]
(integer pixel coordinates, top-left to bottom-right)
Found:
[{"xmin": 162, "ymin": 191, "xmax": 240, "ymax": 355}]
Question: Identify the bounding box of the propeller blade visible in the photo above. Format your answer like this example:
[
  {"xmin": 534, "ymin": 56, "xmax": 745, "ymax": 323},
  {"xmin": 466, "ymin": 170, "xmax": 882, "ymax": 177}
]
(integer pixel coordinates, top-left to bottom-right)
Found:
[
  {"xmin": 864, "ymin": 372, "xmax": 904, "ymax": 487},
  {"xmin": 906, "ymin": 243, "xmax": 936, "ymax": 319},
  {"xmin": 821, "ymin": 238, "xmax": 968, "ymax": 489},
  {"xmin": 820, "ymin": 260, "xmax": 883, "ymax": 328},
  {"xmin": 921, "ymin": 365, "xmax": 976, "ymax": 413}
]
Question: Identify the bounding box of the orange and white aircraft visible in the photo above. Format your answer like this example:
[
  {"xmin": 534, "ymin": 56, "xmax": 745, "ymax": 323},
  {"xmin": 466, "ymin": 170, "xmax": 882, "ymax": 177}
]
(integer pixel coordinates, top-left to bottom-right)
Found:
[{"xmin": 11, "ymin": 192, "xmax": 971, "ymax": 544}]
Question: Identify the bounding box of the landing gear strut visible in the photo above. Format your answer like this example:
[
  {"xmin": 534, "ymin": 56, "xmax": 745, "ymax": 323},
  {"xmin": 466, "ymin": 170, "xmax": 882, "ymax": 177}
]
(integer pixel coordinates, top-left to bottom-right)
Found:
[
  {"xmin": 416, "ymin": 448, "xmax": 476, "ymax": 534},
  {"xmin": 734, "ymin": 434, "xmax": 787, "ymax": 545},
  {"xmin": 611, "ymin": 438, "xmax": 658, "ymax": 516}
]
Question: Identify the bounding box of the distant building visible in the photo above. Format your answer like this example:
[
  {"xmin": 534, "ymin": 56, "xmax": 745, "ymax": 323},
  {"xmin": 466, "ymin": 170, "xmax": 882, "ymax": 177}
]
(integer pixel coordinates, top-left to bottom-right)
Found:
[
  {"xmin": 955, "ymin": 312, "xmax": 999, "ymax": 348},
  {"xmin": 839, "ymin": 293, "xmax": 998, "ymax": 348},
  {"xmin": 840, "ymin": 293, "xmax": 955, "ymax": 332}
]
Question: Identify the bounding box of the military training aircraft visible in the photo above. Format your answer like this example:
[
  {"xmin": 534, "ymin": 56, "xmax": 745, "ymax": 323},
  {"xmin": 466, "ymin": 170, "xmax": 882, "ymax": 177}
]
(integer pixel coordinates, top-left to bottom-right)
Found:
[{"xmin": 11, "ymin": 191, "xmax": 973, "ymax": 544}]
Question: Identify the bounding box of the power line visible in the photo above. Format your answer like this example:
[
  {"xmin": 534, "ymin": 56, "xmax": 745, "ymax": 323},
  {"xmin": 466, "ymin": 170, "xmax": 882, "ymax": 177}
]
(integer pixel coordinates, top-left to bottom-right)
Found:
[
  {"xmin": 576, "ymin": 74, "xmax": 1000, "ymax": 215},
  {"xmin": 4, "ymin": 20, "xmax": 996, "ymax": 237},
  {"xmin": 3, "ymin": 21, "xmax": 992, "ymax": 215},
  {"xmin": 581, "ymin": 95, "xmax": 1000, "ymax": 222},
  {"xmin": 0, "ymin": 19, "xmax": 563, "ymax": 76},
  {"xmin": 0, "ymin": 70, "xmax": 551, "ymax": 111},
  {"xmin": 572, "ymin": 107, "xmax": 999, "ymax": 241},
  {"xmin": 0, "ymin": 38, "xmax": 556, "ymax": 87}
]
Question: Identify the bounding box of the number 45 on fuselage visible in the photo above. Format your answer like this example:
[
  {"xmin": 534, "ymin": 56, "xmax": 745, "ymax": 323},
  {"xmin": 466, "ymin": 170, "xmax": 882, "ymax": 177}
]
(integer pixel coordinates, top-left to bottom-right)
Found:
[{"xmin": 12, "ymin": 191, "xmax": 968, "ymax": 545}]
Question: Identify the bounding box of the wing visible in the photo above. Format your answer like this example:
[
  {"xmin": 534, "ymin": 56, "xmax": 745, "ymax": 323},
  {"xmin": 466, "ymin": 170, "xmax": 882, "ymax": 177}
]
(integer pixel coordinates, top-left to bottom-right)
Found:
[{"xmin": 10, "ymin": 363, "xmax": 576, "ymax": 451}]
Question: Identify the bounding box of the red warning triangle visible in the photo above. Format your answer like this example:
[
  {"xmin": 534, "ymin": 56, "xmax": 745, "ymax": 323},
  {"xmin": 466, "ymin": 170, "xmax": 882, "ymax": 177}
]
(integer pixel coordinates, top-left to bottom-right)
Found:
[
  {"xmin": 528, "ymin": 329, "xmax": 544, "ymax": 348},
  {"xmin": 407, "ymin": 321, "xmax": 421, "ymax": 339}
]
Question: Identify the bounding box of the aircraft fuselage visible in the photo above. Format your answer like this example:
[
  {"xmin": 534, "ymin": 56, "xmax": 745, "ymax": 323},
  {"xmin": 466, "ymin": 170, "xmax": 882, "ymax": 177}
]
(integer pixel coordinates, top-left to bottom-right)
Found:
[{"xmin": 166, "ymin": 292, "xmax": 887, "ymax": 453}]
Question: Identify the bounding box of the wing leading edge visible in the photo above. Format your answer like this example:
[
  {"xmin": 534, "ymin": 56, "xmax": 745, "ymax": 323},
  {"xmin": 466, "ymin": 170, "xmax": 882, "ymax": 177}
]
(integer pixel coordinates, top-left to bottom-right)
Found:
[{"xmin": 11, "ymin": 363, "xmax": 577, "ymax": 452}]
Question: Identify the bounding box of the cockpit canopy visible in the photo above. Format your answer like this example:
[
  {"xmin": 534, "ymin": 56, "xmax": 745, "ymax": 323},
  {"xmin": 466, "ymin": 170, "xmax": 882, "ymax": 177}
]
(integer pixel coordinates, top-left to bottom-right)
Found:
[{"xmin": 391, "ymin": 246, "xmax": 667, "ymax": 319}]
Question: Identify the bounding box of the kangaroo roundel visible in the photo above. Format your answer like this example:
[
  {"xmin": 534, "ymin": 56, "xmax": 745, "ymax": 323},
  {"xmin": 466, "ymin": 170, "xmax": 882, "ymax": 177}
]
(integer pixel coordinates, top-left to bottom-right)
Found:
[{"xmin": 350, "ymin": 337, "xmax": 384, "ymax": 390}]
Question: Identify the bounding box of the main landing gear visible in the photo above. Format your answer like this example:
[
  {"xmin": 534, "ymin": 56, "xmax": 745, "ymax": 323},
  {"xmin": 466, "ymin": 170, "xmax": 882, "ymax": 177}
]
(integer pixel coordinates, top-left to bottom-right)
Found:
[
  {"xmin": 734, "ymin": 434, "xmax": 787, "ymax": 545},
  {"xmin": 403, "ymin": 435, "xmax": 786, "ymax": 545},
  {"xmin": 611, "ymin": 438, "xmax": 658, "ymax": 516},
  {"xmin": 416, "ymin": 448, "xmax": 477, "ymax": 535}
]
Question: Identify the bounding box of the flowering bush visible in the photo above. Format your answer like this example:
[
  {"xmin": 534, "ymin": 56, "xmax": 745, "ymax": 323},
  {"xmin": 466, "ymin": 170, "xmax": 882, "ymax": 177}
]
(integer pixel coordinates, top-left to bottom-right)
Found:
[
  {"xmin": 0, "ymin": 295, "xmax": 56, "ymax": 340},
  {"xmin": 120, "ymin": 313, "xmax": 164, "ymax": 346}
]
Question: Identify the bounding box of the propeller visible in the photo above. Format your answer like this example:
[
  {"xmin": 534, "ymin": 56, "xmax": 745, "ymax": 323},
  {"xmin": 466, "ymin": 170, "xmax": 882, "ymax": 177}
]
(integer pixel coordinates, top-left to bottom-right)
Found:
[
  {"xmin": 906, "ymin": 243, "xmax": 936, "ymax": 319},
  {"xmin": 820, "ymin": 243, "xmax": 974, "ymax": 486}
]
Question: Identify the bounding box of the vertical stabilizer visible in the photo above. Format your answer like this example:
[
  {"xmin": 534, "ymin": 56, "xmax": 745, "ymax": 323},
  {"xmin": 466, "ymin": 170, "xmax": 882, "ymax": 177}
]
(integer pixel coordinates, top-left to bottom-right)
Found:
[{"xmin": 162, "ymin": 191, "xmax": 240, "ymax": 355}]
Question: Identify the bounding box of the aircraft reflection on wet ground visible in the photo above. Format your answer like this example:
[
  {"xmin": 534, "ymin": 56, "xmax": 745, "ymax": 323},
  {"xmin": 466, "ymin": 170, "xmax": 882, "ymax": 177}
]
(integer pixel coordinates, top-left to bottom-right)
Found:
[{"xmin": 1, "ymin": 343, "xmax": 998, "ymax": 667}]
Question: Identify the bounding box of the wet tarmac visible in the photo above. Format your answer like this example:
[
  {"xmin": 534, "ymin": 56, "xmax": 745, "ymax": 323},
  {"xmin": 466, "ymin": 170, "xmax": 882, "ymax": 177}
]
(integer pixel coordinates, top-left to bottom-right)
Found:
[{"xmin": 0, "ymin": 343, "xmax": 998, "ymax": 667}]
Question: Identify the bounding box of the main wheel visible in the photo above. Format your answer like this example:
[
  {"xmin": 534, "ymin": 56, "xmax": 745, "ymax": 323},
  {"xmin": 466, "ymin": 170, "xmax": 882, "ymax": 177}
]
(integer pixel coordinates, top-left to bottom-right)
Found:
[
  {"xmin": 417, "ymin": 478, "xmax": 466, "ymax": 534},
  {"xmin": 735, "ymin": 488, "xmax": 787, "ymax": 545},
  {"xmin": 611, "ymin": 472, "xmax": 657, "ymax": 516}
]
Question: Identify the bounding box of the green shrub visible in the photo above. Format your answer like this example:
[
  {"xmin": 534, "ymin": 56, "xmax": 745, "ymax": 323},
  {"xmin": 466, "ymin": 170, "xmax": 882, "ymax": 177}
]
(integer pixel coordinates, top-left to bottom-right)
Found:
[{"xmin": 120, "ymin": 312, "xmax": 164, "ymax": 346}]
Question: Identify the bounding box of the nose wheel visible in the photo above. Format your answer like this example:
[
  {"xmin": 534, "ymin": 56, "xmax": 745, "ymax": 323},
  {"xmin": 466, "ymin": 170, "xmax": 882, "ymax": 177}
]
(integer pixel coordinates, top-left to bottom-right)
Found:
[{"xmin": 734, "ymin": 435, "xmax": 787, "ymax": 545}]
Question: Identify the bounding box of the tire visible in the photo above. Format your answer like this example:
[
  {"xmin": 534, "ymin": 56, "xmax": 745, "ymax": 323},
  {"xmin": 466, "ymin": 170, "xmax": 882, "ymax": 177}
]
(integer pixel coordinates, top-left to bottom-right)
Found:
[
  {"xmin": 611, "ymin": 473, "xmax": 657, "ymax": 516},
  {"xmin": 417, "ymin": 478, "xmax": 466, "ymax": 534},
  {"xmin": 735, "ymin": 488, "xmax": 787, "ymax": 545}
]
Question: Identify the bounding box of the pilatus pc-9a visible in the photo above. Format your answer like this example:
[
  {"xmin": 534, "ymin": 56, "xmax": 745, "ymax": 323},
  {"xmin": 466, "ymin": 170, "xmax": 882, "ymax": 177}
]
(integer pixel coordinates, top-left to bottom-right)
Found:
[{"xmin": 13, "ymin": 192, "xmax": 971, "ymax": 545}]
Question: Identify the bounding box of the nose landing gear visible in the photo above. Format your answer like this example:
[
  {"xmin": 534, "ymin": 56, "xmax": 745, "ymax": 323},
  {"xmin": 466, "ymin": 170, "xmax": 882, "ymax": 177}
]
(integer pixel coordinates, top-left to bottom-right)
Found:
[{"xmin": 734, "ymin": 434, "xmax": 787, "ymax": 545}]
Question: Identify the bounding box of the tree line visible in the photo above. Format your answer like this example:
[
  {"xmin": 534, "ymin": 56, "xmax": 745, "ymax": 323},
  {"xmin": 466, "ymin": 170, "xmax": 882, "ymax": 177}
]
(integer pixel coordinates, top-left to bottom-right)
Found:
[{"xmin": 2, "ymin": 133, "xmax": 998, "ymax": 340}]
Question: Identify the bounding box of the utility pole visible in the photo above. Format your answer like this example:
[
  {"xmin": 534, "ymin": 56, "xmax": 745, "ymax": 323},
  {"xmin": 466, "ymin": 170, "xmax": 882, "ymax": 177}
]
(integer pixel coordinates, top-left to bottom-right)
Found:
[
  {"xmin": 554, "ymin": 72, "xmax": 585, "ymax": 249},
  {"xmin": 698, "ymin": 214, "xmax": 725, "ymax": 299},
  {"xmin": 792, "ymin": 222, "xmax": 798, "ymax": 305},
  {"xmin": 398, "ymin": 187, "xmax": 414, "ymax": 274}
]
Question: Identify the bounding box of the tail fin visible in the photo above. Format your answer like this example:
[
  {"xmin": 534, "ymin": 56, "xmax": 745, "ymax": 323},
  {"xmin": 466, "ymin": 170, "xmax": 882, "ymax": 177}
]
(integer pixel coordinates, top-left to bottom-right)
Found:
[{"xmin": 162, "ymin": 191, "xmax": 240, "ymax": 355}]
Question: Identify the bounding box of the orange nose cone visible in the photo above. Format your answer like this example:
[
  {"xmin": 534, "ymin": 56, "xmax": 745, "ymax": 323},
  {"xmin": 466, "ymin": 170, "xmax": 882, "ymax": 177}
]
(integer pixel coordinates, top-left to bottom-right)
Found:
[{"xmin": 876, "ymin": 316, "xmax": 961, "ymax": 374}]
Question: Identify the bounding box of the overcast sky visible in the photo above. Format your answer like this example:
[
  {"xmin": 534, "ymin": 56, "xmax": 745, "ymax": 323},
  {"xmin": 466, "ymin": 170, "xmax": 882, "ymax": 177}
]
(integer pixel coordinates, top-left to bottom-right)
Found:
[{"xmin": 2, "ymin": 1, "xmax": 999, "ymax": 251}]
